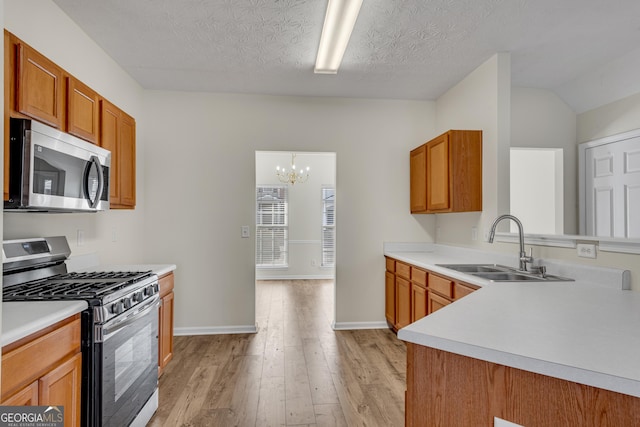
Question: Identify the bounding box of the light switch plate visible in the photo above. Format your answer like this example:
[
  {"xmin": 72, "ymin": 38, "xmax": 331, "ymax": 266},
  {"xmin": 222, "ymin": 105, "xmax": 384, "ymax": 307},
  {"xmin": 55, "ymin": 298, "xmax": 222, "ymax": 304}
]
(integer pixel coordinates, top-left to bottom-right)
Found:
[{"xmin": 241, "ymin": 225, "xmax": 250, "ymax": 238}]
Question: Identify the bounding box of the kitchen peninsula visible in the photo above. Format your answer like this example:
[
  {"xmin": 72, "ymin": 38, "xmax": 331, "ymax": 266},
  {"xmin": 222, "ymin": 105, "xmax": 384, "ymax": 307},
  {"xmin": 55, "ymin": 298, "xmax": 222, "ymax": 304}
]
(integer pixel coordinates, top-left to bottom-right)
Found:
[{"xmin": 386, "ymin": 244, "xmax": 640, "ymax": 426}]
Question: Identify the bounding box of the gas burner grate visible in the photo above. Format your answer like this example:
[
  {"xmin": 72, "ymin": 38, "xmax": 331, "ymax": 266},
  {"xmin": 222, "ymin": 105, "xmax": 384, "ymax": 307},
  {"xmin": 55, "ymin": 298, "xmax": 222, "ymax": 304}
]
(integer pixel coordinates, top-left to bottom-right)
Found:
[
  {"xmin": 55, "ymin": 271, "xmax": 152, "ymax": 281},
  {"xmin": 2, "ymin": 270, "xmax": 153, "ymax": 301}
]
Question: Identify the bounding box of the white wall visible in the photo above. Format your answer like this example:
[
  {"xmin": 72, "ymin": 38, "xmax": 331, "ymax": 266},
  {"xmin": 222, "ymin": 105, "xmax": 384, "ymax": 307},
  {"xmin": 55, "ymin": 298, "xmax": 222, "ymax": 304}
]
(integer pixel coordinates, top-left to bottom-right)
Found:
[
  {"xmin": 510, "ymin": 148, "xmax": 564, "ymax": 234},
  {"xmin": 511, "ymin": 87, "xmax": 577, "ymax": 233},
  {"xmin": 256, "ymin": 151, "xmax": 336, "ymax": 279},
  {"xmin": 577, "ymin": 91, "xmax": 640, "ymax": 143},
  {"xmin": 140, "ymin": 92, "xmax": 436, "ymax": 331},
  {"xmin": 3, "ymin": 0, "xmax": 146, "ymax": 265},
  {"xmin": 433, "ymin": 53, "xmax": 511, "ymax": 246}
]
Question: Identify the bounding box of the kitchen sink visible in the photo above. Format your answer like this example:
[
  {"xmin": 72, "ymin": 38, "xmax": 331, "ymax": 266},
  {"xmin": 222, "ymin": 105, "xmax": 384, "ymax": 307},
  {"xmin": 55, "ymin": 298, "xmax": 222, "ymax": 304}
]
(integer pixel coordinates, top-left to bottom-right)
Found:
[
  {"xmin": 436, "ymin": 264, "xmax": 511, "ymax": 273},
  {"xmin": 437, "ymin": 264, "xmax": 574, "ymax": 282}
]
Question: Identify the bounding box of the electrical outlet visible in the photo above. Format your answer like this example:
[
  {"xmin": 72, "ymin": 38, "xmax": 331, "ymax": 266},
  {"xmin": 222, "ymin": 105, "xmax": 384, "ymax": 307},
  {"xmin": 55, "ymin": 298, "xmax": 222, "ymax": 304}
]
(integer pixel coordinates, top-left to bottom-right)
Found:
[
  {"xmin": 577, "ymin": 243, "xmax": 597, "ymax": 259},
  {"xmin": 241, "ymin": 226, "xmax": 250, "ymax": 238},
  {"xmin": 311, "ymin": 259, "xmax": 318, "ymax": 267},
  {"xmin": 111, "ymin": 228, "xmax": 117, "ymax": 242},
  {"xmin": 471, "ymin": 226, "xmax": 478, "ymax": 241},
  {"xmin": 77, "ymin": 229, "xmax": 85, "ymax": 246}
]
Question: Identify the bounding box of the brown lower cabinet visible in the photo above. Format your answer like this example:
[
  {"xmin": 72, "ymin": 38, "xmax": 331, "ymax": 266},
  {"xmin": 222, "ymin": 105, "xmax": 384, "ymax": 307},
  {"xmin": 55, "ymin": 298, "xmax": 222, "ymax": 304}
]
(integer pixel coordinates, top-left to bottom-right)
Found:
[
  {"xmin": 406, "ymin": 343, "xmax": 640, "ymax": 426},
  {"xmin": 1, "ymin": 315, "xmax": 82, "ymax": 427},
  {"xmin": 158, "ymin": 272, "xmax": 175, "ymax": 376},
  {"xmin": 385, "ymin": 257, "xmax": 478, "ymax": 332}
]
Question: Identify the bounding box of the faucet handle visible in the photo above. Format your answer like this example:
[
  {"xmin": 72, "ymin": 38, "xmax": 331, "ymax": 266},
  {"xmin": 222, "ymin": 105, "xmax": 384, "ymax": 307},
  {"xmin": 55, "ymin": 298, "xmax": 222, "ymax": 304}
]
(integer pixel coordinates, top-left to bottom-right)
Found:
[
  {"xmin": 529, "ymin": 265, "xmax": 547, "ymax": 277},
  {"xmin": 521, "ymin": 247, "xmax": 534, "ymax": 263}
]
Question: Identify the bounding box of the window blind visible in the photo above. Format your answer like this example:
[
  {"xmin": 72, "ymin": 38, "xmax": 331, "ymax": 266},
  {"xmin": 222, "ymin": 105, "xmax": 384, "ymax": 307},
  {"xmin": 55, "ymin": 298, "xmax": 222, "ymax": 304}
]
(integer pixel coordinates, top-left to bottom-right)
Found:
[
  {"xmin": 322, "ymin": 187, "xmax": 335, "ymax": 267},
  {"xmin": 256, "ymin": 186, "xmax": 288, "ymax": 267}
]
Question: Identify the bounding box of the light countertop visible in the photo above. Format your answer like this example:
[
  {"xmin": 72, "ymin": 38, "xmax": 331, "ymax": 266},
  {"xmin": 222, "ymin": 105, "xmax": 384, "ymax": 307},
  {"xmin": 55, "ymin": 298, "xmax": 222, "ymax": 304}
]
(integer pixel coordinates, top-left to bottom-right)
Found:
[
  {"xmin": 389, "ymin": 245, "xmax": 640, "ymax": 398},
  {"xmin": 1, "ymin": 300, "xmax": 87, "ymax": 347}
]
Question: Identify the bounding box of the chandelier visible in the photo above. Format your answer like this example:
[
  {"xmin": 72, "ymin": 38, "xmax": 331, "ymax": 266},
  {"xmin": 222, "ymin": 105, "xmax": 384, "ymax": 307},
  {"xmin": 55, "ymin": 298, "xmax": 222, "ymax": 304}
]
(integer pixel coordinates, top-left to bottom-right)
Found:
[{"xmin": 276, "ymin": 153, "xmax": 310, "ymax": 185}]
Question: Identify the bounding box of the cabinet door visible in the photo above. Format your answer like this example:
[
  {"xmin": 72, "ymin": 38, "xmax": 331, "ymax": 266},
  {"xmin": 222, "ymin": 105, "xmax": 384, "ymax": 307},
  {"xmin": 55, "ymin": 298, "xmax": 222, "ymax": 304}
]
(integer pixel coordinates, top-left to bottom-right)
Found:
[
  {"xmin": 100, "ymin": 99, "xmax": 120, "ymax": 204},
  {"xmin": 119, "ymin": 112, "xmax": 136, "ymax": 207},
  {"xmin": 5, "ymin": 31, "xmax": 13, "ymax": 201},
  {"xmin": 0, "ymin": 381, "xmax": 38, "ymax": 406},
  {"xmin": 410, "ymin": 145, "xmax": 427, "ymax": 213},
  {"xmin": 385, "ymin": 271, "xmax": 396, "ymax": 325},
  {"xmin": 67, "ymin": 77, "xmax": 99, "ymax": 143},
  {"xmin": 39, "ymin": 352, "xmax": 82, "ymax": 427},
  {"xmin": 159, "ymin": 291, "xmax": 175, "ymax": 374},
  {"xmin": 411, "ymin": 284, "xmax": 427, "ymax": 322},
  {"xmin": 428, "ymin": 291, "xmax": 451, "ymax": 314},
  {"xmin": 100, "ymin": 100, "xmax": 136, "ymax": 209},
  {"xmin": 16, "ymin": 43, "xmax": 64, "ymax": 128},
  {"xmin": 426, "ymin": 134, "xmax": 451, "ymax": 211},
  {"xmin": 395, "ymin": 277, "xmax": 411, "ymax": 329}
]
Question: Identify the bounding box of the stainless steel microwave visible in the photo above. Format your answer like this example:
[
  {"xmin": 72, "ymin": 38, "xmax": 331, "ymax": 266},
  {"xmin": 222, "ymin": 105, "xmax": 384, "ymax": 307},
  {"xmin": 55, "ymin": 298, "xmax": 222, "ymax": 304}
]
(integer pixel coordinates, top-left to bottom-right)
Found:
[{"xmin": 5, "ymin": 118, "xmax": 111, "ymax": 212}]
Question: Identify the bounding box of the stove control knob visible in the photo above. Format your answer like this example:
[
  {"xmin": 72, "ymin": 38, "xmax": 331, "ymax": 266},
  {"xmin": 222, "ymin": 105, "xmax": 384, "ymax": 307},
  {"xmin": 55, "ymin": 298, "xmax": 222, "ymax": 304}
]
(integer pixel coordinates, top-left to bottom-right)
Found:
[
  {"xmin": 133, "ymin": 291, "xmax": 144, "ymax": 302},
  {"xmin": 123, "ymin": 297, "xmax": 133, "ymax": 309},
  {"xmin": 111, "ymin": 301, "xmax": 124, "ymax": 314},
  {"xmin": 145, "ymin": 284, "xmax": 158, "ymax": 297}
]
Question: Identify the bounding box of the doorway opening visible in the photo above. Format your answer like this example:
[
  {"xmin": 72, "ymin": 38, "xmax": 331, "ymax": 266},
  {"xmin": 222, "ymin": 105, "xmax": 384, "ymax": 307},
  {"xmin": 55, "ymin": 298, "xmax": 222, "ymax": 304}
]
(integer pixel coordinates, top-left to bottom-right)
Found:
[{"xmin": 254, "ymin": 151, "xmax": 337, "ymax": 327}]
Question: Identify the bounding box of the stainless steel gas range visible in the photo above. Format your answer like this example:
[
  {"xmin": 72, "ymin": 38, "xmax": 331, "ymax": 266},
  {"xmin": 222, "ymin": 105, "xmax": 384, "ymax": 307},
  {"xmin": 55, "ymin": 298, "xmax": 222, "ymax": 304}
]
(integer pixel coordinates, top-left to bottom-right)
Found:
[{"xmin": 2, "ymin": 236, "xmax": 159, "ymax": 427}]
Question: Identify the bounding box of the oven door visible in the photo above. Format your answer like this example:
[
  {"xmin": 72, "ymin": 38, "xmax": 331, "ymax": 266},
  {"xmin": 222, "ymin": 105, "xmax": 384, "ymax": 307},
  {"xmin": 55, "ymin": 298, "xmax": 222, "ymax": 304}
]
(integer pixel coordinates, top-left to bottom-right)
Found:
[{"xmin": 100, "ymin": 295, "xmax": 159, "ymax": 427}]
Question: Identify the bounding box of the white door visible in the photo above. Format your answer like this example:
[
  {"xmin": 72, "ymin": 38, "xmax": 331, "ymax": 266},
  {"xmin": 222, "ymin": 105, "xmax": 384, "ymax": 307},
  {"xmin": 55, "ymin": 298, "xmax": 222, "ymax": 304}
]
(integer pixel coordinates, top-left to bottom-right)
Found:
[{"xmin": 583, "ymin": 135, "xmax": 640, "ymax": 238}]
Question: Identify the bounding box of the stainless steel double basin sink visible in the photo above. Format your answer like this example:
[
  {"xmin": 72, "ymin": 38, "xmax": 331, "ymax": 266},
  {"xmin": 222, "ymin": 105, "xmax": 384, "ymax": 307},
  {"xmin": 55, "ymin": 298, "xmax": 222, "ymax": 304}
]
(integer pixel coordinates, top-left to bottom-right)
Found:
[{"xmin": 435, "ymin": 264, "xmax": 573, "ymax": 282}]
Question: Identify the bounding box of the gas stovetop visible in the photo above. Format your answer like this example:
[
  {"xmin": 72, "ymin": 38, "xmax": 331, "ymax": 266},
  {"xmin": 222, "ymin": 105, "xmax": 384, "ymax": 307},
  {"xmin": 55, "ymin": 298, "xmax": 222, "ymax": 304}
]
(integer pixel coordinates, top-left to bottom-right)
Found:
[{"xmin": 2, "ymin": 271, "xmax": 154, "ymax": 300}]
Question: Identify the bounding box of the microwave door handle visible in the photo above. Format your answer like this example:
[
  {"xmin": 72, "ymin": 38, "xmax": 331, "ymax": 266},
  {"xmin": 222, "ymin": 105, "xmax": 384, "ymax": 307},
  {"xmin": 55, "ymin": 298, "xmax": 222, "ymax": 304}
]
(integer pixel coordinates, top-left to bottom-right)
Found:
[{"xmin": 83, "ymin": 155, "xmax": 104, "ymax": 208}]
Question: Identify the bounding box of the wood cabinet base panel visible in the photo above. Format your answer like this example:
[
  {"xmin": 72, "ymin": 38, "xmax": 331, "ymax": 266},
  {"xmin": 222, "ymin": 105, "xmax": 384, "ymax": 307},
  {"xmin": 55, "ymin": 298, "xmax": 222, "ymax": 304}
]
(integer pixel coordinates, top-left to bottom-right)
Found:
[{"xmin": 406, "ymin": 344, "xmax": 640, "ymax": 427}]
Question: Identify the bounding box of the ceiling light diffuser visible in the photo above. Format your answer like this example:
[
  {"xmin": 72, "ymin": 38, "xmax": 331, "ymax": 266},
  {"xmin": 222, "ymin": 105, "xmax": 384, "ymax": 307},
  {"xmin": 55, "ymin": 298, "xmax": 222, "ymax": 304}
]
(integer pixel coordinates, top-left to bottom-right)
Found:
[{"xmin": 314, "ymin": 0, "xmax": 363, "ymax": 74}]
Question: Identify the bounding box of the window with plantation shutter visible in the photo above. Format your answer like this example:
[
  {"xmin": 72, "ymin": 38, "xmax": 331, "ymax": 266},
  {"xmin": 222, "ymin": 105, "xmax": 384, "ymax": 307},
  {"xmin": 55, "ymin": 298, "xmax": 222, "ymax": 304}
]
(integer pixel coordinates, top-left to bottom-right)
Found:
[
  {"xmin": 322, "ymin": 187, "xmax": 335, "ymax": 267},
  {"xmin": 256, "ymin": 186, "xmax": 288, "ymax": 267}
]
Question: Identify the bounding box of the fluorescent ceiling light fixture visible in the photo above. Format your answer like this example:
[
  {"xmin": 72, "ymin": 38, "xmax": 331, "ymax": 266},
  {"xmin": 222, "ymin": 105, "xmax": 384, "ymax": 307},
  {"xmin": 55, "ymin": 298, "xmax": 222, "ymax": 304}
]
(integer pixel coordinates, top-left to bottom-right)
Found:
[{"xmin": 314, "ymin": 0, "xmax": 363, "ymax": 74}]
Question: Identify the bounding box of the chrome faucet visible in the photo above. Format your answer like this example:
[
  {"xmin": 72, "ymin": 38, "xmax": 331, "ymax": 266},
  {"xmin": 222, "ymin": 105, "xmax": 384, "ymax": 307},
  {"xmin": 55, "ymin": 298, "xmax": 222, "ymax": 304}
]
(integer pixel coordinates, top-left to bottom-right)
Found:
[{"xmin": 487, "ymin": 214, "xmax": 533, "ymax": 271}]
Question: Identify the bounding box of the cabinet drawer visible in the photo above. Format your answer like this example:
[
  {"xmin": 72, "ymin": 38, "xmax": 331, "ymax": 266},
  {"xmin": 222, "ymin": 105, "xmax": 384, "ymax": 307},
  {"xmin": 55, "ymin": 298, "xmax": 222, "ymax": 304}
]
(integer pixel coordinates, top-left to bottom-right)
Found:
[
  {"xmin": 429, "ymin": 274, "xmax": 453, "ymax": 298},
  {"xmin": 454, "ymin": 282, "xmax": 478, "ymax": 300},
  {"xmin": 385, "ymin": 257, "xmax": 396, "ymax": 273},
  {"xmin": 2, "ymin": 316, "xmax": 81, "ymax": 399},
  {"xmin": 396, "ymin": 262, "xmax": 411, "ymax": 280},
  {"xmin": 411, "ymin": 268, "xmax": 427, "ymax": 287}
]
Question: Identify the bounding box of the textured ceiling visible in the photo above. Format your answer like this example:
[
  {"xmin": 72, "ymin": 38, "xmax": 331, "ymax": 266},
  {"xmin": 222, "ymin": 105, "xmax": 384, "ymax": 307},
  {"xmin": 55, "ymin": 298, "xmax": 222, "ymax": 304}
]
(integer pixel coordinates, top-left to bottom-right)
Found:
[{"xmin": 52, "ymin": 0, "xmax": 640, "ymax": 111}]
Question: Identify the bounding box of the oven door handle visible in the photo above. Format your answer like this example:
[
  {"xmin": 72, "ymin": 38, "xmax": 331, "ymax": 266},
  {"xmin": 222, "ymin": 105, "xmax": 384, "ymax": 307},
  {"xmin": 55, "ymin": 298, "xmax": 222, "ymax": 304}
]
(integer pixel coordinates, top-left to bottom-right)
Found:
[{"xmin": 96, "ymin": 295, "xmax": 160, "ymax": 342}]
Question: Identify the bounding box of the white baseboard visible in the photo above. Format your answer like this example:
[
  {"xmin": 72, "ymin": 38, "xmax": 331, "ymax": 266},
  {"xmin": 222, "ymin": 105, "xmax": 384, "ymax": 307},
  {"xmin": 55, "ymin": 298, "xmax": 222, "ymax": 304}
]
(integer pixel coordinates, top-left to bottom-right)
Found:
[
  {"xmin": 332, "ymin": 321, "xmax": 389, "ymax": 330},
  {"xmin": 256, "ymin": 274, "xmax": 334, "ymax": 280},
  {"xmin": 174, "ymin": 324, "xmax": 258, "ymax": 336}
]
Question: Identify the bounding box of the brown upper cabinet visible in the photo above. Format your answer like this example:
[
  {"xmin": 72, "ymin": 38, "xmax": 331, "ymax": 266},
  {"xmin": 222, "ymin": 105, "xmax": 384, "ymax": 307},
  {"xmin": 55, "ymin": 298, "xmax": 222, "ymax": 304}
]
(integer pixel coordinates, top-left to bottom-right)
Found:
[
  {"xmin": 410, "ymin": 130, "xmax": 483, "ymax": 213},
  {"xmin": 4, "ymin": 30, "xmax": 136, "ymax": 208},
  {"xmin": 15, "ymin": 41, "xmax": 64, "ymax": 129},
  {"xmin": 100, "ymin": 99, "xmax": 136, "ymax": 209},
  {"xmin": 67, "ymin": 76, "xmax": 99, "ymax": 143}
]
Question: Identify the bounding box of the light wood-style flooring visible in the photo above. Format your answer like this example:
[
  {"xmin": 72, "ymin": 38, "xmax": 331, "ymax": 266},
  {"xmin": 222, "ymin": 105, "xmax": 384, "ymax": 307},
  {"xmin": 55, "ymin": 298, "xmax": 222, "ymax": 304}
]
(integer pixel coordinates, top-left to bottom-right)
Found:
[{"xmin": 148, "ymin": 279, "xmax": 406, "ymax": 426}]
